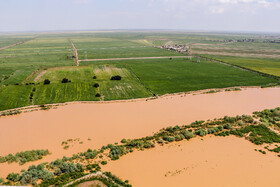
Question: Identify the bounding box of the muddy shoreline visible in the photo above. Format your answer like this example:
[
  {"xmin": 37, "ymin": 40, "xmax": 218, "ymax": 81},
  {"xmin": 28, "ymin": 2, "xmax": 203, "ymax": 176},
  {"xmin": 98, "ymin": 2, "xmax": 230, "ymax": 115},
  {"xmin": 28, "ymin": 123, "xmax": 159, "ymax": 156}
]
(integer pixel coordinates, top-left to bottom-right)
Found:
[{"xmin": 0, "ymin": 85, "xmax": 271, "ymax": 114}]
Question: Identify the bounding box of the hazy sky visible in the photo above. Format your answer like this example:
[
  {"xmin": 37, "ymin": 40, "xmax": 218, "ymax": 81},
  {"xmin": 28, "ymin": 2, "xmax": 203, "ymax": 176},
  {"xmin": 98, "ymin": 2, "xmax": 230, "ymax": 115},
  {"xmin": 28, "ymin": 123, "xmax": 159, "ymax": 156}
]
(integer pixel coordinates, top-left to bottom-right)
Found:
[{"xmin": 1, "ymin": 0, "xmax": 280, "ymax": 32}]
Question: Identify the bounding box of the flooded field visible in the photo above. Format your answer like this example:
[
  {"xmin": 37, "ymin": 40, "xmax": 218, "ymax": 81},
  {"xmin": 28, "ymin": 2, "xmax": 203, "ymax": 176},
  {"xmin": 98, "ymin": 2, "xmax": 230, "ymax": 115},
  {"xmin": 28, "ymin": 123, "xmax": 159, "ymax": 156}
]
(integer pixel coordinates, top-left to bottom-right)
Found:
[
  {"xmin": 0, "ymin": 87, "xmax": 280, "ymax": 177},
  {"xmin": 103, "ymin": 136, "xmax": 280, "ymax": 187}
]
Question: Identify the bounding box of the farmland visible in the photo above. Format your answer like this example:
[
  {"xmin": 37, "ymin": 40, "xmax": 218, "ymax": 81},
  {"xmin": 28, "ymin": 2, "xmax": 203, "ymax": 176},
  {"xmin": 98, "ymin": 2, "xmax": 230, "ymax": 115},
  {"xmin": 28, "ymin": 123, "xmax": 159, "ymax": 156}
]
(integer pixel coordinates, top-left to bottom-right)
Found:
[{"xmin": 0, "ymin": 32, "xmax": 279, "ymax": 111}]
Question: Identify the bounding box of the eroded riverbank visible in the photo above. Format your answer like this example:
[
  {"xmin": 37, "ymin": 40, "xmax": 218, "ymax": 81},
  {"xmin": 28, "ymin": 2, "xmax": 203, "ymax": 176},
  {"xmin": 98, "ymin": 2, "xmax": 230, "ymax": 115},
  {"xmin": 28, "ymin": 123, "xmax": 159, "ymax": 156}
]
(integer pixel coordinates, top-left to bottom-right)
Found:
[{"xmin": 0, "ymin": 87, "xmax": 280, "ymax": 177}]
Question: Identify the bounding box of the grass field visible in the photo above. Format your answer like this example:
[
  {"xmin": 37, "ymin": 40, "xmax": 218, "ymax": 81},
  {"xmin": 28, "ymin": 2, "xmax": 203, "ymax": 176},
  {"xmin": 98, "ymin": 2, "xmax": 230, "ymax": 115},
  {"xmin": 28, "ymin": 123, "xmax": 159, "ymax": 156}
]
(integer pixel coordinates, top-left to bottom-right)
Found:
[
  {"xmin": 72, "ymin": 36, "xmax": 182, "ymax": 60},
  {"xmin": 33, "ymin": 83, "xmax": 98, "ymax": 105},
  {"xmin": 80, "ymin": 58, "xmax": 277, "ymax": 95},
  {"xmin": 202, "ymin": 55, "xmax": 280, "ymax": 77},
  {"xmin": 0, "ymin": 31, "xmax": 279, "ymax": 111}
]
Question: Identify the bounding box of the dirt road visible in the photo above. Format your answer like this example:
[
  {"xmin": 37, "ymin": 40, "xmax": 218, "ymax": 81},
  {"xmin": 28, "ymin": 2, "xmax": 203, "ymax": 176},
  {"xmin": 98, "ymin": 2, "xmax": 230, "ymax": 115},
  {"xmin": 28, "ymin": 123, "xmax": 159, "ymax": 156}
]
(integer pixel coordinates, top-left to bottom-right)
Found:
[
  {"xmin": 0, "ymin": 39, "xmax": 31, "ymax": 51},
  {"xmin": 78, "ymin": 56, "xmax": 191, "ymax": 62},
  {"xmin": 69, "ymin": 39, "xmax": 79, "ymax": 66}
]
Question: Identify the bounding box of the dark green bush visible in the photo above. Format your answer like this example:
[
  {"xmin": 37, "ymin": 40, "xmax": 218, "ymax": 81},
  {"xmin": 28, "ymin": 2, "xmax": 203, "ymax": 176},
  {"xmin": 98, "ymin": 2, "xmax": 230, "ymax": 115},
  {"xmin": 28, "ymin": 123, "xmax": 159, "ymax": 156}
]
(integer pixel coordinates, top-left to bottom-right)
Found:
[
  {"xmin": 93, "ymin": 83, "xmax": 99, "ymax": 88},
  {"xmin": 110, "ymin": 75, "xmax": 122, "ymax": 80},
  {"xmin": 182, "ymin": 130, "xmax": 194, "ymax": 139},
  {"xmin": 6, "ymin": 173, "xmax": 20, "ymax": 182},
  {"xmin": 0, "ymin": 178, "xmax": 4, "ymax": 184},
  {"xmin": 43, "ymin": 79, "xmax": 50, "ymax": 85},
  {"xmin": 195, "ymin": 128, "xmax": 208, "ymax": 137},
  {"xmin": 61, "ymin": 78, "xmax": 71, "ymax": 83},
  {"xmin": 163, "ymin": 136, "xmax": 175, "ymax": 142},
  {"xmin": 0, "ymin": 149, "xmax": 50, "ymax": 165}
]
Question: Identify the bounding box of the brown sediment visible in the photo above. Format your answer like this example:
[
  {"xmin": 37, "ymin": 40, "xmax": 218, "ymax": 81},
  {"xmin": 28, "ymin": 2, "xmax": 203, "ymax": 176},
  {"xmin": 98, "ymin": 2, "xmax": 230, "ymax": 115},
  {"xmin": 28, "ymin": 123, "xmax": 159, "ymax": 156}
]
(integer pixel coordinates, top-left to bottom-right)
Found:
[
  {"xmin": 102, "ymin": 136, "xmax": 280, "ymax": 187},
  {"xmin": 0, "ymin": 87, "xmax": 280, "ymax": 177},
  {"xmin": 34, "ymin": 70, "xmax": 47, "ymax": 82},
  {"xmin": 75, "ymin": 180, "xmax": 107, "ymax": 187}
]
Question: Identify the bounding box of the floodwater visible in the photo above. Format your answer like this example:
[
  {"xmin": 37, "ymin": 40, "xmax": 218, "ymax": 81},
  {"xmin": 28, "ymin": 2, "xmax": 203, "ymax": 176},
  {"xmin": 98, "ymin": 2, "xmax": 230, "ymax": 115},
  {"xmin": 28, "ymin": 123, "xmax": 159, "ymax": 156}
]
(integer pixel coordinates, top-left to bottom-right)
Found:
[
  {"xmin": 0, "ymin": 87, "xmax": 280, "ymax": 177},
  {"xmin": 103, "ymin": 136, "xmax": 280, "ymax": 187}
]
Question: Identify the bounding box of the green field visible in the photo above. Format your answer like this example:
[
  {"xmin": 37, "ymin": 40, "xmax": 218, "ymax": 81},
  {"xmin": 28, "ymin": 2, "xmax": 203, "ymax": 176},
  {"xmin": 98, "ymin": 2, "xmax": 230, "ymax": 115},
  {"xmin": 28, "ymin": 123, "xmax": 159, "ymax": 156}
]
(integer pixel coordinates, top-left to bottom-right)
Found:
[
  {"xmin": 72, "ymin": 36, "xmax": 182, "ymax": 59},
  {"xmin": 202, "ymin": 55, "xmax": 280, "ymax": 77},
  {"xmin": 0, "ymin": 31, "xmax": 279, "ymax": 111}
]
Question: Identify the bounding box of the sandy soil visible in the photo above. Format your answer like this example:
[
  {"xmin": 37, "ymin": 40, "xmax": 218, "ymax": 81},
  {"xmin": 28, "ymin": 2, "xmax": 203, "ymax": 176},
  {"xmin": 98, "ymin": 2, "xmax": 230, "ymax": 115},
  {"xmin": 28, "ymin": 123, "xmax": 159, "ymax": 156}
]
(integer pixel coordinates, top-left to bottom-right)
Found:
[
  {"xmin": 0, "ymin": 87, "xmax": 280, "ymax": 177},
  {"xmin": 78, "ymin": 56, "xmax": 190, "ymax": 62},
  {"xmin": 103, "ymin": 136, "xmax": 280, "ymax": 187},
  {"xmin": 34, "ymin": 70, "xmax": 47, "ymax": 82},
  {"xmin": 76, "ymin": 181, "xmax": 107, "ymax": 187}
]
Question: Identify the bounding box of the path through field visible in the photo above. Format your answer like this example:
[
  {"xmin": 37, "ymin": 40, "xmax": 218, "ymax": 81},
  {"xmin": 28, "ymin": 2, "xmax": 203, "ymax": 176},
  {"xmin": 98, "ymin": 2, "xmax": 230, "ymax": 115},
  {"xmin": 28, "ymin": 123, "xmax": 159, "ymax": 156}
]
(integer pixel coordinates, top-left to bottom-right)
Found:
[
  {"xmin": 78, "ymin": 56, "xmax": 191, "ymax": 62},
  {"xmin": 0, "ymin": 38, "xmax": 34, "ymax": 51},
  {"xmin": 69, "ymin": 39, "xmax": 79, "ymax": 66}
]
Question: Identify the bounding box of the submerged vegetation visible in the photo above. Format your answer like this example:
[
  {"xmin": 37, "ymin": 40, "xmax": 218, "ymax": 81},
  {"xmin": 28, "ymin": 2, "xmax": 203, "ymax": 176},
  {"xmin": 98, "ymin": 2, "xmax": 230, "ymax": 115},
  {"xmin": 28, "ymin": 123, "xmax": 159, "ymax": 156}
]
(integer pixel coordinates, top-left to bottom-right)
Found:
[
  {"xmin": 2, "ymin": 107, "xmax": 280, "ymax": 186},
  {"xmin": 0, "ymin": 150, "xmax": 50, "ymax": 165}
]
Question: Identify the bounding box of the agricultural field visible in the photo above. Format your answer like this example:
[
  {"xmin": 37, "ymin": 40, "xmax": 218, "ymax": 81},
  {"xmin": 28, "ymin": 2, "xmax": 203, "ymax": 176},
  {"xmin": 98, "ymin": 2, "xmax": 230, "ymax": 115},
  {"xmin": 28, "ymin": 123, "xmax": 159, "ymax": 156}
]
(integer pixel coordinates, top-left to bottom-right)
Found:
[
  {"xmin": 72, "ymin": 36, "xmax": 182, "ymax": 60},
  {"xmin": 0, "ymin": 34, "xmax": 34, "ymax": 48},
  {"xmin": 202, "ymin": 55, "xmax": 280, "ymax": 77},
  {"xmin": 0, "ymin": 32, "xmax": 279, "ymax": 111}
]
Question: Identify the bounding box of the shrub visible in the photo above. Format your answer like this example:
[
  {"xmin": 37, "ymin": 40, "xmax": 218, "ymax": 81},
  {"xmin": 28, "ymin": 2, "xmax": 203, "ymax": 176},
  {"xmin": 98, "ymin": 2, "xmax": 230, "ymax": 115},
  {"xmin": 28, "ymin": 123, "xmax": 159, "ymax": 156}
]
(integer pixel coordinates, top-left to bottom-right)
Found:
[
  {"xmin": 95, "ymin": 93, "xmax": 101, "ymax": 97},
  {"xmin": 143, "ymin": 141, "xmax": 154, "ymax": 148},
  {"xmin": 0, "ymin": 149, "xmax": 50, "ymax": 165},
  {"xmin": 6, "ymin": 173, "xmax": 20, "ymax": 182},
  {"xmin": 175, "ymin": 134, "xmax": 184, "ymax": 141},
  {"xmin": 43, "ymin": 79, "xmax": 50, "ymax": 85},
  {"xmin": 110, "ymin": 75, "xmax": 122, "ymax": 80},
  {"xmin": 0, "ymin": 178, "xmax": 4, "ymax": 184},
  {"xmin": 93, "ymin": 76, "xmax": 97, "ymax": 79},
  {"xmin": 207, "ymin": 127, "xmax": 219, "ymax": 134},
  {"xmin": 182, "ymin": 130, "xmax": 194, "ymax": 139},
  {"xmin": 195, "ymin": 128, "xmax": 208, "ymax": 137},
  {"xmin": 224, "ymin": 123, "xmax": 231, "ymax": 129},
  {"xmin": 61, "ymin": 78, "xmax": 71, "ymax": 83},
  {"xmin": 101, "ymin": 161, "xmax": 107, "ymax": 165},
  {"xmin": 93, "ymin": 83, "xmax": 99, "ymax": 88},
  {"xmin": 121, "ymin": 139, "xmax": 127, "ymax": 143},
  {"xmin": 163, "ymin": 136, "xmax": 175, "ymax": 142}
]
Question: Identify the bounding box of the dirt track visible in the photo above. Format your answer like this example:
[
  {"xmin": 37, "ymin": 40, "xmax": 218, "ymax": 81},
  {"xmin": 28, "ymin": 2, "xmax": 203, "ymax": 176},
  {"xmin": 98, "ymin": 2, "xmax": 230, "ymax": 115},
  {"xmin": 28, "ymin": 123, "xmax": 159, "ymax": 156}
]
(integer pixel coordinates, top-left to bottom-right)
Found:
[
  {"xmin": 0, "ymin": 39, "xmax": 31, "ymax": 51},
  {"xmin": 78, "ymin": 56, "xmax": 191, "ymax": 62},
  {"xmin": 69, "ymin": 39, "xmax": 79, "ymax": 66}
]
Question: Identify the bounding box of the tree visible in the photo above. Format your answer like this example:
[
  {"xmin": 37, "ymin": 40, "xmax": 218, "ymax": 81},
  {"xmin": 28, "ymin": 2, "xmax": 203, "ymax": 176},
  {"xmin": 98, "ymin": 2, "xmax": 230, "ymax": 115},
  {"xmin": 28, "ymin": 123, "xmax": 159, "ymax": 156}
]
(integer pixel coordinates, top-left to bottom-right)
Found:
[
  {"xmin": 44, "ymin": 79, "xmax": 50, "ymax": 85},
  {"xmin": 61, "ymin": 78, "xmax": 71, "ymax": 83},
  {"xmin": 110, "ymin": 75, "xmax": 122, "ymax": 80},
  {"xmin": 95, "ymin": 93, "xmax": 101, "ymax": 97},
  {"xmin": 6, "ymin": 173, "xmax": 20, "ymax": 182},
  {"xmin": 93, "ymin": 83, "xmax": 99, "ymax": 88}
]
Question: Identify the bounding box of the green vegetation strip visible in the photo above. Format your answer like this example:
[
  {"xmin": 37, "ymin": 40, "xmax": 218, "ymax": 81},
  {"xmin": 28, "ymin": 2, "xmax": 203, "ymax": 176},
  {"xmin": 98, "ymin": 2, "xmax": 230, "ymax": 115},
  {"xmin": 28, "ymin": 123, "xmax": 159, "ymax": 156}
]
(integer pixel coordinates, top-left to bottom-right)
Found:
[
  {"xmin": 2, "ymin": 107, "xmax": 280, "ymax": 186},
  {"xmin": 0, "ymin": 150, "xmax": 50, "ymax": 165}
]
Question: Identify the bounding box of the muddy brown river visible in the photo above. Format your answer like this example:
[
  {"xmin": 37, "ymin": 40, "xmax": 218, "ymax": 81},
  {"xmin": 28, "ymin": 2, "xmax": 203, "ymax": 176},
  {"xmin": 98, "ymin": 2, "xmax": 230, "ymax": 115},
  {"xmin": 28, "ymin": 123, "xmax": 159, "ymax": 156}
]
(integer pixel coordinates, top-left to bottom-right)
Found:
[
  {"xmin": 103, "ymin": 136, "xmax": 280, "ymax": 187},
  {"xmin": 0, "ymin": 87, "xmax": 280, "ymax": 180}
]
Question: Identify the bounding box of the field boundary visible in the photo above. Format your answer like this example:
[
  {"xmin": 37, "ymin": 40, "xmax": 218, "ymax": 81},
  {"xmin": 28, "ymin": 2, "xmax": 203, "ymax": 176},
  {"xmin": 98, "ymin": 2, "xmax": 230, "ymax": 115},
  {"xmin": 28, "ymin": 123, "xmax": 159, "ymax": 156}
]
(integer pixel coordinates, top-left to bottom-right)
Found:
[
  {"xmin": 0, "ymin": 38, "xmax": 35, "ymax": 51},
  {"xmin": 199, "ymin": 55, "xmax": 280, "ymax": 81},
  {"xmin": 78, "ymin": 56, "xmax": 191, "ymax": 62},
  {"xmin": 1, "ymin": 86, "xmax": 277, "ymax": 113},
  {"xmin": 69, "ymin": 38, "xmax": 79, "ymax": 66}
]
